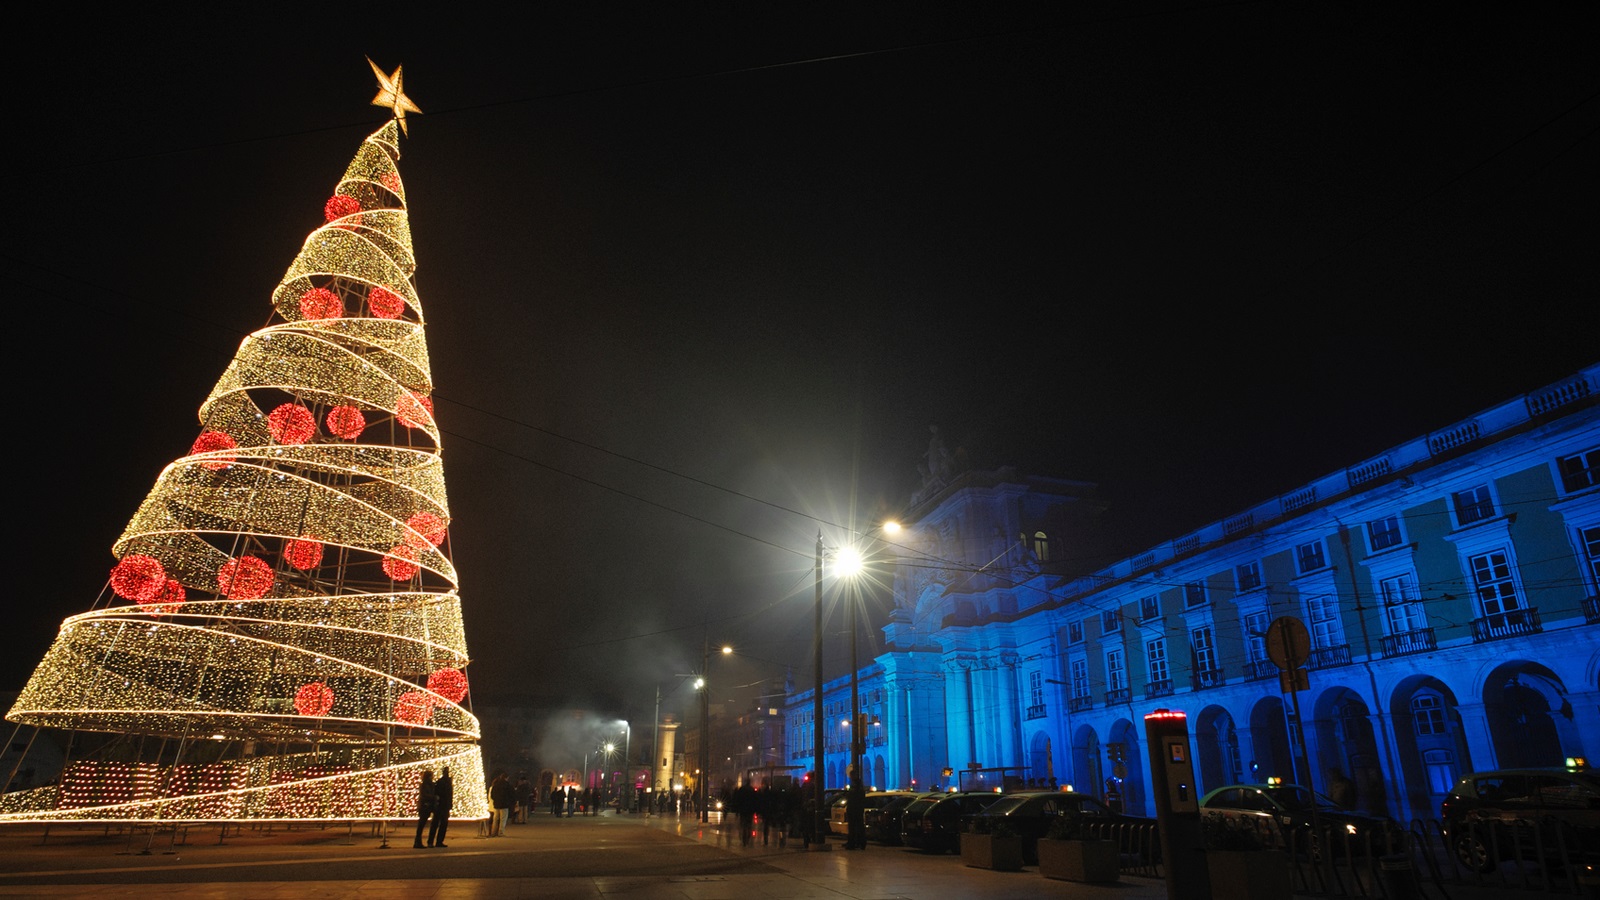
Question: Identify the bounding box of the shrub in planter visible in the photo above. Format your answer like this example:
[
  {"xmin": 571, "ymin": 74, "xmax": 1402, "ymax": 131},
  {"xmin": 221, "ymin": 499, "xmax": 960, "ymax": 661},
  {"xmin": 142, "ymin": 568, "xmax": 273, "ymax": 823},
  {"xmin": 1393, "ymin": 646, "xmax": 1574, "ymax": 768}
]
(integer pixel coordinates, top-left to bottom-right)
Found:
[
  {"xmin": 962, "ymin": 819, "xmax": 1024, "ymax": 871},
  {"xmin": 1202, "ymin": 814, "xmax": 1291, "ymax": 900},
  {"xmin": 1038, "ymin": 815, "xmax": 1119, "ymax": 883}
]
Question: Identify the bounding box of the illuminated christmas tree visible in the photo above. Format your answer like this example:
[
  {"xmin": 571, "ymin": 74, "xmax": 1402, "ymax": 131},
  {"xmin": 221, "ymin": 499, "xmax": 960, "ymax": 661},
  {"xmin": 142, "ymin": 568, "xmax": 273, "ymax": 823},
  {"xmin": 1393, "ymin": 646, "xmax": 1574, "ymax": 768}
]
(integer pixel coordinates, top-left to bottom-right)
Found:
[{"xmin": 1, "ymin": 62, "xmax": 487, "ymax": 823}]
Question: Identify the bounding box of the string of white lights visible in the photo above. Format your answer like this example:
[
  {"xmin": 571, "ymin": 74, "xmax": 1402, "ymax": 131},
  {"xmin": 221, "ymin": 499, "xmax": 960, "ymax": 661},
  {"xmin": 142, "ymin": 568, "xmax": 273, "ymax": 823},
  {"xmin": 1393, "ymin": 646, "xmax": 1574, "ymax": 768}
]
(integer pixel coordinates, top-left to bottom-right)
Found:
[{"xmin": 3, "ymin": 111, "xmax": 489, "ymax": 823}]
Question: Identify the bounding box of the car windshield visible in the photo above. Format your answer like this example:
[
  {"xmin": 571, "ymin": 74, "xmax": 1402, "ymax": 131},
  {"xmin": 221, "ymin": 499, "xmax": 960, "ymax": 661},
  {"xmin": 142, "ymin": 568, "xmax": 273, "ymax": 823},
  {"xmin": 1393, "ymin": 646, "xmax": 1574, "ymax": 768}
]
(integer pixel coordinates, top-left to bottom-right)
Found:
[
  {"xmin": 1262, "ymin": 785, "xmax": 1344, "ymax": 812},
  {"xmin": 981, "ymin": 796, "xmax": 1030, "ymax": 816}
]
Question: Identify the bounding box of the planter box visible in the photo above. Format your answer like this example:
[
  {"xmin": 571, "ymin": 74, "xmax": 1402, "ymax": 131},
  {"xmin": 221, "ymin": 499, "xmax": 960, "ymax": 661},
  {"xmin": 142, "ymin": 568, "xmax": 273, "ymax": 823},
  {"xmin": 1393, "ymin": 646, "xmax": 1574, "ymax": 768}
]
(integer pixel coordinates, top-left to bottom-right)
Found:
[
  {"xmin": 961, "ymin": 833, "xmax": 1024, "ymax": 871},
  {"xmin": 1038, "ymin": 837, "xmax": 1120, "ymax": 883},
  {"xmin": 1206, "ymin": 848, "xmax": 1291, "ymax": 900}
]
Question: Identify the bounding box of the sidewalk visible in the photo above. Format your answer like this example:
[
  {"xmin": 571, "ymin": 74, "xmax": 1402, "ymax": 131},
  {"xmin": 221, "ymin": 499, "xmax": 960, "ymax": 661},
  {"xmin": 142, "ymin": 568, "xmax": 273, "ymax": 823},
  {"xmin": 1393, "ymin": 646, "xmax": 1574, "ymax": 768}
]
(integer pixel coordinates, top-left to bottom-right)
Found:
[{"xmin": 0, "ymin": 811, "xmax": 1562, "ymax": 899}]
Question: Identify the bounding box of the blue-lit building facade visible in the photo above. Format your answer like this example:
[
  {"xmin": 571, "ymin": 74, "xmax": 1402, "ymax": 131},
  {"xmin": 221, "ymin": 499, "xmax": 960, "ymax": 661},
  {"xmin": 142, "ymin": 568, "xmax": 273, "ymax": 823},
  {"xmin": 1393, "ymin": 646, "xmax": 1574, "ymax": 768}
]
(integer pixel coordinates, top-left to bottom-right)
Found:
[{"xmin": 785, "ymin": 364, "xmax": 1599, "ymax": 822}]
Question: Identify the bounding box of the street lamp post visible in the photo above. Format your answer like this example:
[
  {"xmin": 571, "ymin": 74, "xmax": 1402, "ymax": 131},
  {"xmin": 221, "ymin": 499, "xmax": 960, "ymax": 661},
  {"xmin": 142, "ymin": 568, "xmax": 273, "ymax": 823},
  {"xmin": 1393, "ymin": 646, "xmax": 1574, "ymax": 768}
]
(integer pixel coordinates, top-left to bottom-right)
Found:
[
  {"xmin": 825, "ymin": 521, "xmax": 899, "ymax": 852},
  {"xmin": 840, "ymin": 548, "xmax": 866, "ymax": 850},
  {"xmin": 812, "ymin": 531, "xmax": 826, "ymax": 846}
]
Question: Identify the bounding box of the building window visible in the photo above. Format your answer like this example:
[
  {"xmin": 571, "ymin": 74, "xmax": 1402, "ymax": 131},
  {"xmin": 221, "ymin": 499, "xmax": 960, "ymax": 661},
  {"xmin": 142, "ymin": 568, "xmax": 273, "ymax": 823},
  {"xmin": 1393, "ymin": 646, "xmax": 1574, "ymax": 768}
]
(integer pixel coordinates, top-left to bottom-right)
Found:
[
  {"xmin": 1029, "ymin": 670, "xmax": 1043, "ymax": 708},
  {"xmin": 1031, "ymin": 531, "xmax": 1051, "ymax": 562},
  {"xmin": 1297, "ymin": 540, "xmax": 1326, "ymax": 573},
  {"xmin": 1558, "ymin": 447, "xmax": 1599, "ymax": 493},
  {"xmin": 1106, "ymin": 649, "xmax": 1126, "ymax": 691},
  {"xmin": 1068, "ymin": 620, "xmax": 1084, "ymax": 644},
  {"xmin": 1582, "ymin": 525, "xmax": 1600, "ymax": 592},
  {"xmin": 1235, "ymin": 561, "xmax": 1261, "ymax": 592},
  {"xmin": 1307, "ymin": 594, "xmax": 1344, "ymax": 648},
  {"xmin": 1381, "ymin": 573, "xmax": 1427, "ymax": 634},
  {"xmin": 1146, "ymin": 638, "xmax": 1169, "ymax": 683},
  {"xmin": 1369, "ymin": 515, "xmax": 1404, "ymax": 552},
  {"xmin": 1243, "ymin": 611, "xmax": 1269, "ymax": 663},
  {"xmin": 1423, "ymin": 749, "xmax": 1456, "ymax": 794},
  {"xmin": 1469, "ymin": 550, "xmax": 1523, "ymax": 616},
  {"xmin": 1102, "ymin": 610, "xmax": 1121, "ymax": 634},
  {"xmin": 1191, "ymin": 626, "xmax": 1218, "ymax": 673},
  {"xmin": 1140, "ymin": 595, "xmax": 1160, "ymax": 620},
  {"xmin": 1184, "ymin": 581, "xmax": 1208, "ymax": 608},
  {"xmin": 1412, "ymin": 693, "xmax": 1447, "ymax": 736},
  {"xmin": 1070, "ymin": 657, "xmax": 1089, "ymax": 699},
  {"xmin": 1453, "ymin": 485, "xmax": 1495, "ymax": 526}
]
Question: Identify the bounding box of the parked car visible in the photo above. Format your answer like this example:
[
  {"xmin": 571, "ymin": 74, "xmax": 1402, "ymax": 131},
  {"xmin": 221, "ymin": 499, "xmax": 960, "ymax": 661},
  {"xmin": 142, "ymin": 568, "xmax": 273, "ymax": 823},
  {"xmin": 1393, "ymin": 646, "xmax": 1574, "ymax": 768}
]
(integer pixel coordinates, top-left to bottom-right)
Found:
[
  {"xmin": 904, "ymin": 790, "xmax": 1004, "ymax": 854},
  {"xmin": 861, "ymin": 791, "xmax": 925, "ymax": 844},
  {"xmin": 1200, "ymin": 782, "xmax": 1398, "ymax": 857},
  {"xmin": 1440, "ymin": 765, "xmax": 1600, "ymax": 873},
  {"xmin": 869, "ymin": 791, "xmax": 936, "ymax": 845},
  {"xmin": 967, "ymin": 789, "xmax": 1158, "ymax": 864},
  {"xmin": 828, "ymin": 790, "xmax": 918, "ymax": 836}
]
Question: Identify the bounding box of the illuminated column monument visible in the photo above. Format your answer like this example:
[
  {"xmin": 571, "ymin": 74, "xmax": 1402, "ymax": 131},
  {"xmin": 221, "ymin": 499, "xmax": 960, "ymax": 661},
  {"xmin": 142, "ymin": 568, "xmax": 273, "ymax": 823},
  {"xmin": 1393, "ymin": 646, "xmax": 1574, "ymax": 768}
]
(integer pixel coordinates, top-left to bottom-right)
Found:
[
  {"xmin": 655, "ymin": 716, "xmax": 680, "ymax": 793},
  {"xmin": 0, "ymin": 62, "xmax": 488, "ymax": 823}
]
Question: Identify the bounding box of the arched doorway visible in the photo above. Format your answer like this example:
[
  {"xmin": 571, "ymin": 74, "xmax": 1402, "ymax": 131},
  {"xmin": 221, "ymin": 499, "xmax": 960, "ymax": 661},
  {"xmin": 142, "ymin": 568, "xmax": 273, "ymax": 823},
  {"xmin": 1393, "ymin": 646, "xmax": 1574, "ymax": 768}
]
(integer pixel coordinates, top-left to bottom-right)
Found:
[
  {"xmin": 1484, "ymin": 663, "xmax": 1574, "ymax": 768},
  {"xmin": 1248, "ymin": 696, "xmax": 1295, "ymax": 783},
  {"xmin": 1313, "ymin": 687, "xmax": 1385, "ymax": 816},
  {"xmin": 1073, "ymin": 724, "xmax": 1103, "ymax": 799},
  {"xmin": 1195, "ymin": 705, "xmax": 1242, "ymax": 793},
  {"xmin": 1390, "ymin": 675, "xmax": 1471, "ymax": 822},
  {"xmin": 1107, "ymin": 718, "xmax": 1145, "ymax": 815},
  {"xmin": 1028, "ymin": 730, "xmax": 1053, "ymax": 786},
  {"xmin": 873, "ymin": 755, "xmax": 886, "ymax": 790}
]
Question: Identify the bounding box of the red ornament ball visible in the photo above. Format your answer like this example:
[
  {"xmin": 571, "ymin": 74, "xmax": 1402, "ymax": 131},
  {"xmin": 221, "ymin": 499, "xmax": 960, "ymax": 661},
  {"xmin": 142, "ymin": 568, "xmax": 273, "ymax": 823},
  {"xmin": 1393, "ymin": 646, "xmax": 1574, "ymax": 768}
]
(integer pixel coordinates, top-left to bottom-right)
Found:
[
  {"xmin": 190, "ymin": 430, "xmax": 238, "ymax": 471},
  {"xmin": 111, "ymin": 554, "xmax": 166, "ymax": 602},
  {"xmin": 217, "ymin": 555, "xmax": 274, "ymax": 599},
  {"xmin": 404, "ymin": 511, "xmax": 448, "ymax": 549},
  {"xmin": 298, "ymin": 287, "xmax": 343, "ymax": 320},
  {"xmin": 284, "ymin": 537, "xmax": 324, "ymax": 571},
  {"xmin": 142, "ymin": 578, "xmax": 186, "ymax": 617},
  {"xmin": 294, "ymin": 681, "xmax": 336, "ymax": 717},
  {"xmin": 367, "ymin": 285, "xmax": 405, "ymax": 319},
  {"xmin": 427, "ymin": 667, "xmax": 469, "ymax": 703},
  {"xmin": 396, "ymin": 391, "xmax": 433, "ymax": 430},
  {"xmin": 323, "ymin": 194, "xmax": 361, "ymax": 223},
  {"xmin": 394, "ymin": 690, "xmax": 434, "ymax": 725},
  {"xmin": 326, "ymin": 405, "xmax": 366, "ymax": 440},
  {"xmin": 267, "ymin": 403, "xmax": 317, "ymax": 445},
  {"xmin": 382, "ymin": 545, "xmax": 420, "ymax": 581}
]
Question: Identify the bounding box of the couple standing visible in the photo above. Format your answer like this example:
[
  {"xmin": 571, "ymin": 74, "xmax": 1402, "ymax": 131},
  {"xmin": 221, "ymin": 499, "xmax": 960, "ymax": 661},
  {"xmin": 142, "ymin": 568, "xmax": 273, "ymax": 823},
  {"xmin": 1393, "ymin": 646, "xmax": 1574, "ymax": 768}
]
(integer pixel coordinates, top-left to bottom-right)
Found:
[{"xmin": 414, "ymin": 766, "xmax": 454, "ymax": 848}]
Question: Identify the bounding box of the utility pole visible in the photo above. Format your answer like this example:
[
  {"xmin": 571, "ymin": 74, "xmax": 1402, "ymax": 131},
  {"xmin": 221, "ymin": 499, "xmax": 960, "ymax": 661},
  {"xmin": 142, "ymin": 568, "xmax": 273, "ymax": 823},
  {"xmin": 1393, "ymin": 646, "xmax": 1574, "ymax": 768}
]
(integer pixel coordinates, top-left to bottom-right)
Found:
[
  {"xmin": 649, "ymin": 685, "xmax": 661, "ymax": 817},
  {"xmin": 700, "ymin": 633, "xmax": 710, "ymax": 823}
]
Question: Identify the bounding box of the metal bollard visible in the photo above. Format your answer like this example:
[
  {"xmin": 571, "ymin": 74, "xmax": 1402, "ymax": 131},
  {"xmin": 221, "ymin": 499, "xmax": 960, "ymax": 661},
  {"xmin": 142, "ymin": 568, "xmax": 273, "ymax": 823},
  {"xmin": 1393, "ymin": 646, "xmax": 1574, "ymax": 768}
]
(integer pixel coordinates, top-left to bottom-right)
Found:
[{"xmin": 1379, "ymin": 853, "xmax": 1421, "ymax": 900}]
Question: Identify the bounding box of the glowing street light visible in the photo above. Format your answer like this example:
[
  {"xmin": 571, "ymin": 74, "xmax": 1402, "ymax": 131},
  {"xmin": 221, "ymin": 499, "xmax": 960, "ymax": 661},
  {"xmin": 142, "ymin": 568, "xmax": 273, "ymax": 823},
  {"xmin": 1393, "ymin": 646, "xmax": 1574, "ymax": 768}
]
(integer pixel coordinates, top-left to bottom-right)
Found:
[{"xmin": 813, "ymin": 520, "xmax": 899, "ymax": 851}]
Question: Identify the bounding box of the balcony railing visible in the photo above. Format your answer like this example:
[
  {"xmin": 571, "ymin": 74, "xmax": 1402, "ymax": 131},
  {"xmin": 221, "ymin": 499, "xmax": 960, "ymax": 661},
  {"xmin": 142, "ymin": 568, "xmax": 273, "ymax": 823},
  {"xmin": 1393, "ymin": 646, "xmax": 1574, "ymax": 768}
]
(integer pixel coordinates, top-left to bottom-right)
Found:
[
  {"xmin": 1145, "ymin": 679, "xmax": 1173, "ymax": 700},
  {"xmin": 1308, "ymin": 644, "xmax": 1352, "ymax": 669},
  {"xmin": 1069, "ymin": 694, "xmax": 1095, "ymax": 712},
  {"xmin": 1025, "ymin": 703, "xmax": 1047, "ymax": 720},
  {"xmin": 1244, "ymin": 659, "xmax": 1277, "ymax": 681},
  {"xmin": 1381, "ymin": 627, "xmax": 1437, "ymax": 657},
  {"xmin": 1192, "ymin": 667, "xmax": 1225, "ymax": 690},
  {"xmin": 1584, "ymin": 595, "xmax": 1599, "ymax": 624},
  {"xmin": 1471, "ymin": 607, "xmax": 1542, "ymax": 643},
  {"xmin": 1105, "ymin": 687, "xmax": 1131, "ymax": 704}
]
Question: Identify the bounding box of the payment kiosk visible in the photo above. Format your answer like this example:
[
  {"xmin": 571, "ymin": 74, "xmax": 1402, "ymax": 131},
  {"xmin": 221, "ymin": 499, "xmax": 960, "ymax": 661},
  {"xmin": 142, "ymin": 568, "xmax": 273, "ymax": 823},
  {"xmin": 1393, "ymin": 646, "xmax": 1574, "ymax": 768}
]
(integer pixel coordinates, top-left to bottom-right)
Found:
[{"xmin": 1145, "ymin": 708, "xmax": 1208, "ymax": 900}]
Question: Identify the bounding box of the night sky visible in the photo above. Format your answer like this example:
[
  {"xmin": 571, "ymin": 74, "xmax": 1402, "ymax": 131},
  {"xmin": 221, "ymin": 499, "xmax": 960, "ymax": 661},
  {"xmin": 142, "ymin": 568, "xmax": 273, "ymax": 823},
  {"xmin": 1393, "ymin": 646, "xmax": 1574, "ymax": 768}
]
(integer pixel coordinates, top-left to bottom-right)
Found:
[{"xmin": 7, "ymin": 5, "xmax": 1596, "ymax": 733}]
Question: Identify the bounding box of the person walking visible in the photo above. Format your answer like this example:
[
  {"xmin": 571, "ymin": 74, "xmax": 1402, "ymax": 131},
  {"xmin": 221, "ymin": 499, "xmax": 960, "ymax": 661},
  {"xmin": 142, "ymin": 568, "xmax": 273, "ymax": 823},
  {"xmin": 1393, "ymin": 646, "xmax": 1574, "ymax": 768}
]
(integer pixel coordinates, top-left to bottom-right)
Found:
[
  {"xmin": 514, "ymin": 774, "xmax": 532, "ymax": 824},
  {"xmin": 428, "ymin": 767, "xmax": 453, "ymax": 847},
  {"xmin": 413, "ymin": 770, "xmax": 436, "ymax": 848},
  {"xmin": 489, "ymin": 773, "xmax": 513, "ymax": 835},
  {"xmin": 1327, "ymin": 767, "xmax": 1358, "ymax": 809}
]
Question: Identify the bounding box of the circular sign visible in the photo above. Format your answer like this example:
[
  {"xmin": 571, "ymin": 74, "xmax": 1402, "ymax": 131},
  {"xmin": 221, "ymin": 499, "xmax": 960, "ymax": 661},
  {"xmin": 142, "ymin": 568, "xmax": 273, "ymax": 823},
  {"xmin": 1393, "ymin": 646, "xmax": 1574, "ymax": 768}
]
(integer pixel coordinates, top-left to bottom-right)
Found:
[{"xmin": 1266, "ymin": 616, "xmax": 1312, "ymax": 670}]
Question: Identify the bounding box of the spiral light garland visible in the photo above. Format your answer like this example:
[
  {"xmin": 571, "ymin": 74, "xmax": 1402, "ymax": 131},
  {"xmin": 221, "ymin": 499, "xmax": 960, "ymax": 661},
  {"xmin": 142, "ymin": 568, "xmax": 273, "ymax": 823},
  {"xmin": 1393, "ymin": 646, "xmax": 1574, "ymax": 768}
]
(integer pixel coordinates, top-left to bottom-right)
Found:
[{"xmin": 3, "ymin": 76, "xmax": 488, "ymax": 823}]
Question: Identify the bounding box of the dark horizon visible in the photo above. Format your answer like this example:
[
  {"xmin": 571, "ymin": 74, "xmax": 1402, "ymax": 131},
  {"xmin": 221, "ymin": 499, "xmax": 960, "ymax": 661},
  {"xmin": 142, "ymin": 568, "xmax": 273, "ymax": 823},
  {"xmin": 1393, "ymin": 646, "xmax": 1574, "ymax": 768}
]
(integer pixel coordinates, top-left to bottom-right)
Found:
[{"xmin": 7, "ymin": 6, "xmax": 1596, "ymax": 729}]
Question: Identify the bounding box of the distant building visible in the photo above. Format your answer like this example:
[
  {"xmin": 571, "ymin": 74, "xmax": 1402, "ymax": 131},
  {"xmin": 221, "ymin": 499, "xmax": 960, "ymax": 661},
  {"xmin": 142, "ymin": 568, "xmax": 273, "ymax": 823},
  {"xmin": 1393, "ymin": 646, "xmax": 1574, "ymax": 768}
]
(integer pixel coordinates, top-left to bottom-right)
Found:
[{"xmin": 786, "ymin": 364, "xmax": 1599, "ymax": 821}]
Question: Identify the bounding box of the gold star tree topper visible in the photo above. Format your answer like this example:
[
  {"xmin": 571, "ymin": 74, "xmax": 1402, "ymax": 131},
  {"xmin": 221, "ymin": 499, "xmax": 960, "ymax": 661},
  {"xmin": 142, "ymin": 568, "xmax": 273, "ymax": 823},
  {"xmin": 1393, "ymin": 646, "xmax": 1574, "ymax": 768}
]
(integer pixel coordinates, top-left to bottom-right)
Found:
[{"xmin": 367, "ymin": 57, "xmax": 421, "ymax": 134}]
